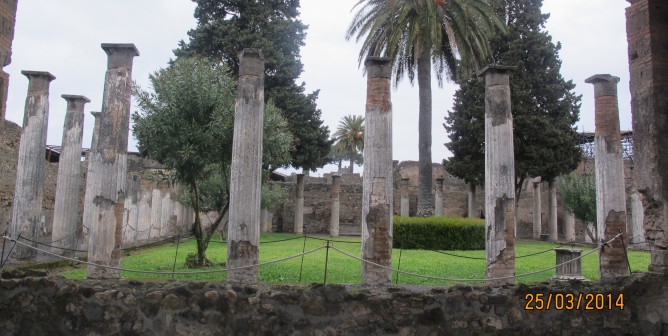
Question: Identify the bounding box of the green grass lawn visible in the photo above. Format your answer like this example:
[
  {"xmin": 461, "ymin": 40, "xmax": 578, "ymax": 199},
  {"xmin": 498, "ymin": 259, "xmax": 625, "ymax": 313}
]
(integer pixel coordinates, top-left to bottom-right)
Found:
[{"xmin": 60, "ymin": 233, "xmax": 651, "ymax": 285}]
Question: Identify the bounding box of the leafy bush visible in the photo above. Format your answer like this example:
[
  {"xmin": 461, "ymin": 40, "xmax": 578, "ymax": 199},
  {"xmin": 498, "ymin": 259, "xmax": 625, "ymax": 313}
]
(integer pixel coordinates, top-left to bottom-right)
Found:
[
  {"xmin": 393, "ymin": 216, "xmax": 485, "ymax": 250},
  {"xmin": 557, "ymin": 172, "xmax": 597, "ymax": 241}
]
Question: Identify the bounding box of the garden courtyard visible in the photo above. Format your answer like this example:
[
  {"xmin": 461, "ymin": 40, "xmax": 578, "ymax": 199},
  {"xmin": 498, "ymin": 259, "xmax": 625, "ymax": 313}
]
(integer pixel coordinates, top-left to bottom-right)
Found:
[{"xmin": 59, "ymin": 233, "xmax": 651, "ymax": 285}]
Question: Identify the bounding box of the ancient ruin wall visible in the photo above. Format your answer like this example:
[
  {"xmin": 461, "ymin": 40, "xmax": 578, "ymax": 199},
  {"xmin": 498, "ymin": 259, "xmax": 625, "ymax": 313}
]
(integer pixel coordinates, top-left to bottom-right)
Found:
[
  {"xmin": 271, "ymin": 161, "xmax": 634, "ymax": 243},
  {"xmin": 0, "ymin": 121, "xmax": 195, "ymax": 251},
  {"xmin": 0, "ymin": 0, "xmax": 17, "ymax": 121},
  {"xmin": 0, "ymin": 272, "xmax": 665, "ymax": 335}
]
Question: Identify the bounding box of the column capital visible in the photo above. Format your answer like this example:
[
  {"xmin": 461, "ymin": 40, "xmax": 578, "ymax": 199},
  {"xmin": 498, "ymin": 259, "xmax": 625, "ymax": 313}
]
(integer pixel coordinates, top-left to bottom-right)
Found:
[
  {"xmin": 101, "ymin": 43, "xmax": 139, "ymax": 69},
  {"xmin": 364, "ymin": 57, "xmax": 392, "ymax": 79},
  {"xmin": 21, "ymin": 70, "xmax": 55, "ymax": 82},
  {"xmin": 61, "ymin": 94, "xmax": 91, "ymax": 103},
  {"xmin": 477, "ymin": 64, "xmax": 516, "ymax": 77},
  {"xmin": 331, "ymin": 174, "xmax": 341, "ymax": 181},
  {"xmin": 90, "ymin": 111, "xmax": 101, "ymax": 117},
  {"xmin": 239, "ymin": 48, "xmax": 265, "ymax": 76},
  {"xmin": 585, "ymin": 74, "xmax": 620, "ymax": 97},
  {"xmin": 101, "ymin": 43, "xmax": 140, "ymax": 57}
]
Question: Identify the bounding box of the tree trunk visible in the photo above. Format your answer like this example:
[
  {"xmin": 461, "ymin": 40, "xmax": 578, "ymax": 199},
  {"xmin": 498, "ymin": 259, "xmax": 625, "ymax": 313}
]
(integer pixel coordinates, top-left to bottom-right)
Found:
[
  {"xmin": 585, "ymin": 222, "xmax": 596, "ymax": 243},
  {"xmin": 338, "ymin": 158, "xmax": 342, "ymax": 172},
  {"xmin": 416, "ymin": 51, "xmax": 433, "ymax": 217},
  {"xmin": 514, "ymin": 176, "xmax": 525, "ymax": 238},
  {"xmin": 190, "ymin": 182, "xmax": 208, "ymax": 267},
  {"xmin": 349, "ymin": 154, "xmax": 355, "ymax": 173}
]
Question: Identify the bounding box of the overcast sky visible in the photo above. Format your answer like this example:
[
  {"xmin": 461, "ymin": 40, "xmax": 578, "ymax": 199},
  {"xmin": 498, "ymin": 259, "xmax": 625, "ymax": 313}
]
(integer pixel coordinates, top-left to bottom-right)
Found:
[{"xmin": 4, "ymin": 0, "xmax": 631, "ymax": 176}]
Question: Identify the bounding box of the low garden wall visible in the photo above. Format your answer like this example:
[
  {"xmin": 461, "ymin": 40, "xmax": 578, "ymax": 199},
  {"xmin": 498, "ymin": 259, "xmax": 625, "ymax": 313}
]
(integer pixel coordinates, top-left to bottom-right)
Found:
[{"xmin": 0, "ymin": 271, "xmax": 666, "ymax": 335}]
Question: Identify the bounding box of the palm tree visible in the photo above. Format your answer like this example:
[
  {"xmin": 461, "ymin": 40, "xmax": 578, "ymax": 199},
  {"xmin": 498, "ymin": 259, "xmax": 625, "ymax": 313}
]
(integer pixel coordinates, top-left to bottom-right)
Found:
[
  {"xmin": 347, "ymin": 0, "xmax": 503, "ymax": 216},
  {"xmin": 333, "ymin": 115, "xmax": 365, "ymax": 173}
]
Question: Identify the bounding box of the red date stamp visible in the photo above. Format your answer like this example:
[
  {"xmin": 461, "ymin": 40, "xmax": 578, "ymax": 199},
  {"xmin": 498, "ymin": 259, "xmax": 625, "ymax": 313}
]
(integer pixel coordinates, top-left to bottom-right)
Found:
[{"xmin": 524, "ymin": 293, "xmax": 624, "ymax": 310}]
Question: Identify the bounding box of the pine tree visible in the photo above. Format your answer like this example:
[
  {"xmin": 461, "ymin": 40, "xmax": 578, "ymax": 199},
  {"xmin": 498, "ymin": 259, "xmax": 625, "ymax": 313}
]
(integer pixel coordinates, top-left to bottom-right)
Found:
[
  {"xmin": 175, "ymin": 0, "xmax": 332, "ymax": 171},
  {"xmin": 444, "ymin": 0, "xmax": 582, "ymax": 199},
  {"xmin": 443, "ymin": 77, "xmax": 485, "ymax": 187}
]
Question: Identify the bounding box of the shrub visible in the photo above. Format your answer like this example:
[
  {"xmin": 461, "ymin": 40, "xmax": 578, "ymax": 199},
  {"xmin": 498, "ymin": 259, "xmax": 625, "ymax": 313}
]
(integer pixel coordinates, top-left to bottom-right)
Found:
[{"xmin": 393, "ymin": 216, "xmax": 485, "ymax": 250}]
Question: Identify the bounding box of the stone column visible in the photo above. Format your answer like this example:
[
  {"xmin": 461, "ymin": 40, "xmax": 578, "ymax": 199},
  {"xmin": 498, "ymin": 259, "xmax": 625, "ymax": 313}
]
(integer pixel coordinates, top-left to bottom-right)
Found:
[
  {"xmin": 86, "ymin": 43, "xmax": 139, "ymax": 279},
  {"xmin": 564, "ymin": 212, "xmax": 576, "ymax": 243},
  {"xmin": 10, "ymin": 71, "xmax": 55, "ymax": 259},
  {"xmin": 434, "ymin": 178, "xmax": 444, "ymax": 216},
  {"xmin": 294, "ymin": 173, "xmax": 305, "ymax": 234},
  {"xmin": 137, "ymin": 188, "xmax": 152, "ymax": 241},
  {"xmin": 330, "ymin": 175, "xmax": 341, "ymax": 237},
  {"xmin": 630, "ymin": 191, "xmax": 645, "ymax": 247},
  {"xmin": 627, "ymin": 0, "xmax": 668, "ymax": 274},
  {"xmin": 361, "ymin": 57, "xmax": 393, "ymax": 286},
  {"xmin": 532, "ymin": 181, "xmax": 542, "ymax": 240},
  {"xmin": 480, "ymin": 65, "xmax": 516, "ymax": 285},
  {"xmin": 51, "ymin": 95, "xmax": 90, "ymax": 255},
  {"xmin": 585, "ymin": 74, "xmax": 629, "ymax": 280},
  {"xmin": 149, "ymin": 188, "xmax": 162, "ymax": 238},
  {"xmin": 227, "ymin": 49, "xmax": 264, "ymax": 283},
  {"xmin": 468, "ymin": 183, "xmax": 477, "ymax": 218},
  {"xmin": 123, "ymin": 174, "xmax": 141, "ymax": 245},
  {"xmin": 0, "ymin": 0, "xmax": 18, "ymax": 122},
  {"xmin": 160, "ymin": 191, "xmax": 173, "ymax": 237},
  {"xmin": 400, "ymin": 178, "xmax": 410, "ymax": 217},
  {"xmin": 260, "ymin": 208, "xmax": 270, "ymax": 233},
  {"xmin": 80, "ymin": 111, "xmax": 102, "ymax": 250},
  {"xmin": 548, "ymin": 180, "xmax": 558, "ymax": 242}
]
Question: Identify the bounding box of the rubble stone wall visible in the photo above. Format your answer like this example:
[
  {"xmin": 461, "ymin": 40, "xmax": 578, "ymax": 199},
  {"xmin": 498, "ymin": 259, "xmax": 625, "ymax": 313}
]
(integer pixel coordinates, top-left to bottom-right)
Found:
[{"xmin": 0, "ymin": 272, "xmax": 665, "ymax": 335}]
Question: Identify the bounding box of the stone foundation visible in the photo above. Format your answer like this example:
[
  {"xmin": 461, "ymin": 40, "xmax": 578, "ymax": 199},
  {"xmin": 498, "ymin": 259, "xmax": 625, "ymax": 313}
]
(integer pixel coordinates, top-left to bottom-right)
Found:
[{"xmin": 0, "ymin": 272, "xmax": 665, "ymax": 335}]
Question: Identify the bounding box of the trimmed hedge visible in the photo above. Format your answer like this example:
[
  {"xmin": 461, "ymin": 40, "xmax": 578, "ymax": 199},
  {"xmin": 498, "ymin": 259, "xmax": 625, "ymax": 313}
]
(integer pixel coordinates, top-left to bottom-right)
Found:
[{"xmin": 393, "ymin": 216, "xmax": 485, "ymax": 250}]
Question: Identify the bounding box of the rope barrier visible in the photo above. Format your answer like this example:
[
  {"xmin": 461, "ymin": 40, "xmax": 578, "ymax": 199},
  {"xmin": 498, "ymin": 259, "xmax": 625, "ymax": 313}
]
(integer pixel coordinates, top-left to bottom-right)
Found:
[
  {"xmin": 179, "ymin": 235, "xmax": 304, "ymax": 245},
  {"xmin": 43, "ymin": 230, "xmax": 81, "ymax": 245},
  {"xmin": 328, "ymin": 233, "xmax": 623, "ymax": 283},
  {"xmin": 0, "ymin": 232, "xmax": 628, "ymax": 283},
  {"xmin": 16, "ymin": 236, "xmax": 87, "ymax": 253},
  {"xmin": 394, "ymin": 237, "xmax": 572, "ymax": 260},
  {"xmin": 515, "ymin": 243, "xmax": 573, "ymax": 259},
  {"xmin": 260, "ymin": 236, "xmax": 304, "ymax": 244},
  {"xmin": 304, "ymin": 235, "xmax": 361, "ymax": 244},
  {"xmin": 2, "ymin": 236, "xmax": 326, "ymax": 275}
]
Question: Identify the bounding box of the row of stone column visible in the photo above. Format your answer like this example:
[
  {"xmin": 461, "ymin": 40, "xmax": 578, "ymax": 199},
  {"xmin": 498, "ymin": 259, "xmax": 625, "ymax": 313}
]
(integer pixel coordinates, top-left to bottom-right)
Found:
[
  {"xmin": 398, "ymin": 178, "xmax": 444, "ymax": 217},
  {"xmin": 233, "ymin": 56, "xmax": 634, "ymax": 284},
  {"xmin": 9, "ymin": 44, "xmax": 637, "ymax": 284},
  {"xmin": 9, "ymin": 43, "xmax": 139, "ymax": 280},
  {"xmin": 483, "ymin": 68, "xmax": 632, "ymax": 283},
  {"xmin": 121, "ymin": 179, "xmax": 196, "ymax": 246}
]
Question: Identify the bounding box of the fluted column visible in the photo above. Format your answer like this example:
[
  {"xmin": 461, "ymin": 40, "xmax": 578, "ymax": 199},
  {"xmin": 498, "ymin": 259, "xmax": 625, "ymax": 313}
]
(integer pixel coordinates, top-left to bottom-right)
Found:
[
  {"xmin": 10, "ymin": 71, "xmax": 55, "ymax": 260},
  {"xmin": 480, "ymin": 65, "xmax": 516, "ymax": 285},
  {"xmin": 80, "ymin": 111, "xmax": 101, "ymax": 250},
  {"xmin": 532, "ymin": 181, "xmax": 542, "ymax": 240},
  {"xmin": 294, "ymin": 173, "xmax": 305, "ymax": 234},
  {"xmin": 548, "ymin": 180, "xmax": 558, "ymax": 242},
  {"xmin": 227, "ymin": 49, "xmax": 264, "ymax": 283},
  {"xmin": 330, "ymin": 175, "xmax": 341, "ymax": 236},
  {"xmin": 564, "ymin": 212, "xmax": 576, "ymax": 243},
  {"xmin": 87, "ymin": 43, "xmax": 139, "ymax": 279},
  {"xmin": 586, "ymin": 74, "xmax": 629, "ymax": 281},
  {"xmin": 468, "ymin": 183, "xmax": 477, "ymax": 218},
  {"xmin": 361, "ymin": 57, "xmax": 393, "ymax": 285},
  {"xmin": 434, "ymin": 178, "xmax": 444, "ymax": 216},
  {"xmin": 52, "ymin": 95, "xmax": 90, "ymax": 255},
  {"xmin": 400, "ymin": 178, "xmax": 409, "ymax": 217}
]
